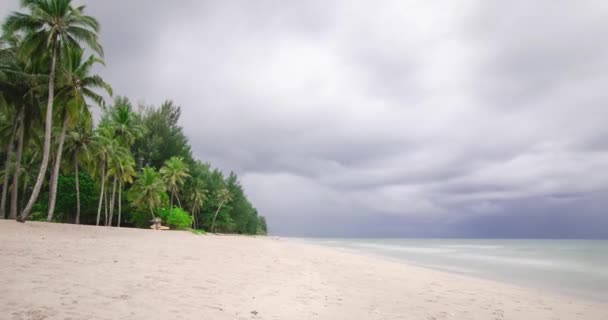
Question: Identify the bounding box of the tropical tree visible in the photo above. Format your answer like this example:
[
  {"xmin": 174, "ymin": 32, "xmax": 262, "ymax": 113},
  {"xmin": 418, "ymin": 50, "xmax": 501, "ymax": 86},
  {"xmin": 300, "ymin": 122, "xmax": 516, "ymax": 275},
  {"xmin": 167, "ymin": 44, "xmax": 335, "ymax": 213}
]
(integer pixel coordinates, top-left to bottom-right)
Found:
[
  {"xmin": 3, "ymin": 0, "xmax": 103, "ymax": 221},
  {"xmin": 108, "ymin": 97, "xmax": 145, "ymax": 146},
  {"xmin": 63, "ymin": 120, "xmax": 94, "ymax": 224},
  {"xmin": 0, "ymin": 34, "xmax": 45, "ymax": 219},
  {"xmin": 160, "ymin": 156, "xmax": 190, "ymax": 209},
  {"xmin": 106, "ymin": 148, "xmax": 133, "ymax": 226},
  {"xmin": 187, "ymin": 178, "xmax": 208, "ymax": 229},
  {"xmin": 129, "ymin": 167, "xmax": 165, "ymax": 220},
  {"xmin": 210, "ymin": 188, "xmax": 233, "ymax": 233},
  {"xmin": 115, "ymin": 155, "xmax": 135, "ymax": 227},
  {"xmin": 47, "ymin": 47, "xmax": 111, "ymax": 221},
  {"xmin": 0, "ymin": 108, "xmax": 17, "ymax": 218},
  {"xmin": 92, "ymin": 125, "xmax": 113, "ymax": 225}
]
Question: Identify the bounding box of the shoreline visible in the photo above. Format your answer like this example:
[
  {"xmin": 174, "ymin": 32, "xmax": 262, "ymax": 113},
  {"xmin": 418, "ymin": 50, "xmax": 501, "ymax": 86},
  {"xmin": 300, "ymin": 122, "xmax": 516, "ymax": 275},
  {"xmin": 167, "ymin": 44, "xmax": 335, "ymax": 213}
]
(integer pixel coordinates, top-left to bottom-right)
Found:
[
  {"xmin": 290, "ymin": 237, "xmax": 608, "ymax": 303},
  {"xmin": 1, "ymin": 221, "xmax": 606, "ymax": 319}
]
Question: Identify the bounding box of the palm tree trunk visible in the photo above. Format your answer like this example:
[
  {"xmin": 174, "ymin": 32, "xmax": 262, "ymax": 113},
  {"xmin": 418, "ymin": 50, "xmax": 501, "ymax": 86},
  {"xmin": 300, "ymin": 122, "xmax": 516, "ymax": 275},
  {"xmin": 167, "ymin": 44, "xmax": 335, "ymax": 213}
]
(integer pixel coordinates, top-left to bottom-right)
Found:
[
  {"xmin": 74, "ymin": 154, "xmax": 80, "ymax": 224},
  {"xmin": 108, "ymin": 175, "xmax": 117, "ymax": 226},
  {"xmin": 0, "ymin": 117, "xmax": 18, "ymax": 219},
  {"xmin": 170, "ymin": 192, "xmax": 174, "ymax": 209},
  {"xmin": 175, "ymin": 193, "xmax": 182, "ymax": 209},
  {"xmin": 20, "ymin": 38, "xmax": 59, "ymax": 221},
  {"xmin": 47, "ymin": 115, "xmax": 69, "ymax": 221},
  {"xmin": 104, "ymin": 189, "xmax": 108, "ymax": 226},
  {"xmin": 210, "ymin": 202, "xmax": 224, "ymax": 233},
  {"xmin": 9, "ymin": 114, "xmax": 25, "ymax": 220},
  {"xmin": 96, "ymin": 163, "xmax": 106, "ymax": 226},
  {"xmin": 117, "ymin": 181, "xmax": 122, "ymax": 227},
  {"xmin": 193, "ymin": 209, "xmax": 198, "ymax": 229}
]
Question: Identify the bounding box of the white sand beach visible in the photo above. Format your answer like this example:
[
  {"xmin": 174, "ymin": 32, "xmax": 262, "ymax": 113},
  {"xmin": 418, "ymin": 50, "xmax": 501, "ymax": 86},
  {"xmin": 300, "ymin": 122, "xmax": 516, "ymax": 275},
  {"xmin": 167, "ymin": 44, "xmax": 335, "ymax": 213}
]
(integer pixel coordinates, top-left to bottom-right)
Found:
[{"xmin": 0, "ymin": 220, "xmax": 606, "ymax": 320}]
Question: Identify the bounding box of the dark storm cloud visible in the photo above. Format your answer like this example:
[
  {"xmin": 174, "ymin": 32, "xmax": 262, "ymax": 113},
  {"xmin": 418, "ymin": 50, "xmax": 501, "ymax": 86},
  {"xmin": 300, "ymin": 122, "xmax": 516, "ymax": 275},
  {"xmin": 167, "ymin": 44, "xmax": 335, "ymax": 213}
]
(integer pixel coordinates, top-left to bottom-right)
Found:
[{"xmin": 3, "ymin": 0, "xmax": 608, "ymax": 237}]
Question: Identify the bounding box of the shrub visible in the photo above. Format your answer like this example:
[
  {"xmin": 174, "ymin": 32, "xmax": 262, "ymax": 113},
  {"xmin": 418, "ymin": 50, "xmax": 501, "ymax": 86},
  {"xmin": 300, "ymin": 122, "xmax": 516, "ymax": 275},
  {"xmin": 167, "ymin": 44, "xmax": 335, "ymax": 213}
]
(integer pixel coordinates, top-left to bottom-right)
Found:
[{"xmin": 166, "ymin": 207, "xmax": 192, "ymax": 230}]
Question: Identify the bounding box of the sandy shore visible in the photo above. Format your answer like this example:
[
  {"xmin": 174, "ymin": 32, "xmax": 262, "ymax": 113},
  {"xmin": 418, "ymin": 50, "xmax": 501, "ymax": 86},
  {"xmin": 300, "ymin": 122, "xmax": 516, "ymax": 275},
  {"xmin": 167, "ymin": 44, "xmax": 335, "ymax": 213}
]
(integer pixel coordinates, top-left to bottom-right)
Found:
[{"xmin": 0, "ymin": 221, "xmax": 606, "ymax": 320}]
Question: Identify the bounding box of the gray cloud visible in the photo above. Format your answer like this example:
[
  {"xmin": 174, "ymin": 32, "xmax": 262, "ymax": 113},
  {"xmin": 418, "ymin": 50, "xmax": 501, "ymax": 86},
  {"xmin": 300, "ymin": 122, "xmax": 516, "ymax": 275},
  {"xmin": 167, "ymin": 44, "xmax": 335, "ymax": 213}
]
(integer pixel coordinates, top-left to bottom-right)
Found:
[{"xmin": 3, "ymin": 0, "xmax": 608, "ymax": 237}]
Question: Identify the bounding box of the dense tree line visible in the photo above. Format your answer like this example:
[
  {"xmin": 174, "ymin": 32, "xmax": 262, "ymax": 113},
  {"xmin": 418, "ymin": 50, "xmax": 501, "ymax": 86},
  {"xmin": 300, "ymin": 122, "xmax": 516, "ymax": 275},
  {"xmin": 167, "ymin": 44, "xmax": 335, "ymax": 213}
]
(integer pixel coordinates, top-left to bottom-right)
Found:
[{"xmin": 0, "ymin": 0, "xmax": 268, "ymax": 235}]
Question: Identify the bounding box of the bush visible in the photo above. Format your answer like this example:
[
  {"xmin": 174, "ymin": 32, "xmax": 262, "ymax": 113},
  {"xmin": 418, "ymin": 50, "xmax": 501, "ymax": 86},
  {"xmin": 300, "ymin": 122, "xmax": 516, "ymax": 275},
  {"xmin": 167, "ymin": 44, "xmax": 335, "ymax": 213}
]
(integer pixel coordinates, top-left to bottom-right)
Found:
[{"xmin": 166, "ymin": 207, "xmax": 192, "ymax": 230}]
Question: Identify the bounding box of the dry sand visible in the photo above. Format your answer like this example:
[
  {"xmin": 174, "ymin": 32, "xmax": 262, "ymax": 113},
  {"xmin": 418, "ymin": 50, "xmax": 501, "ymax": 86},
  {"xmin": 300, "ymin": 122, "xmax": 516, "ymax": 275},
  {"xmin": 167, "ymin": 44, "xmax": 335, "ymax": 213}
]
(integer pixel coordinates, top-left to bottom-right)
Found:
[{"xmin": 0, "ymin": 220, "xmax": 606, "ymax": 320}]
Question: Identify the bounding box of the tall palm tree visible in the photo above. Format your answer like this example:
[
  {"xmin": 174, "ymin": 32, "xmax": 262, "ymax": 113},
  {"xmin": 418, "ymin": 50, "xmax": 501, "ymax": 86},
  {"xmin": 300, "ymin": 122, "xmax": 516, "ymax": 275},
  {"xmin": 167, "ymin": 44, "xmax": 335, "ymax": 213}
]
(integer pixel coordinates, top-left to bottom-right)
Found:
[
  {"xmin": 0, "ymin": 109, "xmax": 17, "ymax": 218},
  {"xmin": 160, "ymin": 156, "xmax": 190, "ymax": 209},
  {"xmin": 0, "ymin": 34, "xmax": 46, "ymax": 220},
  {"xmin": 210, "ymin": 188, "xmax": 233, "ymax": 233},
  {"xmin": 115, "ymin": 155, "xmax": 135, "ymax": 227},
  {"xmin": 93, "ymin": 125, "xmax": 113, "ymax": 226},
  {"xmin": 130, "ymin": 167, "xmax": 165, "ymax": 220},
  {"xmin": 47, "ymin": 47, "xmax": 111, "ymax": 221},
  {"xmin": 105, "ymin": 144, "xmax": 131, "ymax": 226},
  {"xmin": 187, "ymin": 178, "xmax": 208, "ymax": 229},
  {"xmin": 3, "ymin": 0, "xmax": 103, "ymax": 221},
  {"xmin": 63, "ymin": 119, "xmax": 93, "ymax": 224}
]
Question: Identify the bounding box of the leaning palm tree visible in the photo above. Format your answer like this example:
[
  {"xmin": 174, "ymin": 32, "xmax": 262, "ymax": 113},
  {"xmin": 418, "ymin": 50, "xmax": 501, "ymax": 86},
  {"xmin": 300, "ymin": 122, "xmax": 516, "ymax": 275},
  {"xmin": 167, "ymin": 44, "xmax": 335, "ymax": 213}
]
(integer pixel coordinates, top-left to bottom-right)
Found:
[
  {"xmin": 160, "ymin": 156, "xmax": 190, "ymax": 209},
  {"xmin": 3, "ymin": 0, "xmax": 103, "ymax": 221},
  {"xmin": 0, "ymin": 34, "xmax": 45, "ymax": 219},
  {"xmin": 47, "ymin": 47, "xmax": 111, "ymax": 221},
  {"xmin": 210, "ymin": 188, "xmax": 233, "ymax": 233},
  {"xmin": 129, "ymin": 167, "xmax": 166, "ymax": 220}
]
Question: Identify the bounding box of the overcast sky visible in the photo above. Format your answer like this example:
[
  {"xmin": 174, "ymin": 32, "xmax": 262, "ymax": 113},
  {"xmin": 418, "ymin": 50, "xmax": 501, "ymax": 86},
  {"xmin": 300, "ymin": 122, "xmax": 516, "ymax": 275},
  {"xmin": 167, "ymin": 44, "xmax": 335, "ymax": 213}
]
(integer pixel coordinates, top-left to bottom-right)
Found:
[{"xmin": 2, "ymin": 0, "xmax": 608, "ymax": 237}]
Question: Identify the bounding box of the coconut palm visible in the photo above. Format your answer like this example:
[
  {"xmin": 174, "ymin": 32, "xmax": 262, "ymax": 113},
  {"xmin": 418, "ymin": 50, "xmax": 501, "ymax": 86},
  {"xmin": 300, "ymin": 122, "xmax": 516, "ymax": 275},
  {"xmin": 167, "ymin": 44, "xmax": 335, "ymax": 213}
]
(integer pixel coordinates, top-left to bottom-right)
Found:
[
  {"xmin": 0, "ymin": 34, "xmax": 46, "ymax": 219},
  {"xmin": 160, "ymin": 156, "xmax": 190, "ymax": 209},
  {"xmin": 105, "ymin": 146, "xmax": 133, "ymax": 226},
  {"xmin": 92, "ymin": 125, "xmax": 113, "ymax": 226},
  {"xmin": 210, "ymin": 188, "xmax": 233, "ymax": 233},
  {"xmin": 108, "ymin": 97, "xmax": 145, "ymax": 147},
  {"xmin": 47, "ymin": 47, "xmax": 111, "ymax": 221},
  {"xmin": 0, "ymin": 109, "xmax": 17, "ymax": 218},
  {"xmin": 187, "ymin": 178, "xmax": 208, "ymax": 229},
  {"xmin": 130, "ymin": 167, "xmax": 165, "ymax": 220},
  {"xmin": 3, "ymin": 0, "xmax": 103, "ymax": 221},
  {"xmin": 115, "ymin": 155, "xmax": 135, "ymax": 227},
  {"xmin": 63, "ymin": 119, "xmax": 94, "ymax": 224}
]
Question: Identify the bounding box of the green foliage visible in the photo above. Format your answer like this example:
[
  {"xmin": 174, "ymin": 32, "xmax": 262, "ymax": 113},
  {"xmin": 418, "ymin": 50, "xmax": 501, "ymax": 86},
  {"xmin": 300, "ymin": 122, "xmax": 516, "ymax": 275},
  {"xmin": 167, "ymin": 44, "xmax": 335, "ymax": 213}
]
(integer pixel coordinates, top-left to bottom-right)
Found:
[
  {"xmin": 132, "ymin": 101, "xmax": 193, "ymax": 169},
  {"xmin": 54, "ymin": 172, "xmax": 98, "ymax": 223},
  {"xmin": 128, "ymin": 167, "xmax": 166, "ymax": 218},
  {"xmin": 0, "ymin": 3, "xmax": 268, "ymax": 233},
  {"xmin": 165, "ymin": 207, "xmax": 192, "ymax": 230}
]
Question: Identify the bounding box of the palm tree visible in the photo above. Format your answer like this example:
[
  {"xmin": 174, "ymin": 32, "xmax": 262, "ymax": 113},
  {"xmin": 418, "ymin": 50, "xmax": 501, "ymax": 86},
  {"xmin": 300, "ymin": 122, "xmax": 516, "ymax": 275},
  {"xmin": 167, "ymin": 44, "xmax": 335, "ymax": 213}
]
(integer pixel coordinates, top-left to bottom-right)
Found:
[
  {"xmin": 93, "ymin": 125, "xmax": 113, "ymax": 226},
  {"xmin": 0, "ymin": 109, "xmax": 17, "ymax": 218},
  {"xmin": 160, "ymin": 156, "xmax": 190, "ymax": 209},
  {"xmin": 210, "ymin": 188, "xmax": 233, "ymax": 233},
  {"xmin": 109, "ymin": 97, "xmax": 145, "ymax": 147},
  {"xmin": 130, "ymin": 167, "xmax": 165, "ymax": 220},
  {"xmin": 105, "ymin": 145, "xmax": 132, "ymax": 226},
  {"xmin": 47, "ymin": 47, "xmax": 111, "ymax": 221},
  {"xmin": 3, "ymin": 0, "xmax": 103, "ymax": 221},
  {"xmin": 115, "ymin": 155, "xmax": 135, "ymax": 227},
  {"xmin": 187, "ymin": 178, "xmax": 208, "ymax": 229},
  {"xmin": 0, "ymin": 34, "xmax": 45, "ymax": 220},
  {"xmin": 63, "ymin": 119, "xmax": 93, "ymax": 224}
]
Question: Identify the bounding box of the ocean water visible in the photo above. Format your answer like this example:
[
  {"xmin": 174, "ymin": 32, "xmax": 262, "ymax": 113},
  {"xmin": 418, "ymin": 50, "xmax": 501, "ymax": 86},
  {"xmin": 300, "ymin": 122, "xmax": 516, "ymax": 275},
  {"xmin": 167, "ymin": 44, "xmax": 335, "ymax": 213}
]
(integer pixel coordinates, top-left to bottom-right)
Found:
[{"xmin": 300, "ymin": 238, "xmax": 608, "ymax": 301}]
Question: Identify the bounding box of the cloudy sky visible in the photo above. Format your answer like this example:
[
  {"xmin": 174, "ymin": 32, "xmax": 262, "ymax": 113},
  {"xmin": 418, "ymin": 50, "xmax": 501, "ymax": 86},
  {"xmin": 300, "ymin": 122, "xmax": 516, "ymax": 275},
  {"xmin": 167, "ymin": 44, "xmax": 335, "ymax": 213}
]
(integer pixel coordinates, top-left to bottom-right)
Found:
[{"xmin": 3, "ymin": 0, "xmax": 608, "ymax": 237}]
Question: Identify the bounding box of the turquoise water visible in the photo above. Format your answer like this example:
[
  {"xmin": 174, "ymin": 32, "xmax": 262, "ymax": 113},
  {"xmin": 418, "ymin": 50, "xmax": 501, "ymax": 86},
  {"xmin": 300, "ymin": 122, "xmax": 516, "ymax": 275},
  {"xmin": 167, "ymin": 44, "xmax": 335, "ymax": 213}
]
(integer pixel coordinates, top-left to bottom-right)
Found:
[{"xmin": 300, "ymin": 238, "xmax": 608, "ymax": 301}]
